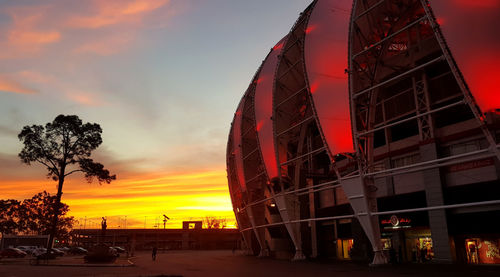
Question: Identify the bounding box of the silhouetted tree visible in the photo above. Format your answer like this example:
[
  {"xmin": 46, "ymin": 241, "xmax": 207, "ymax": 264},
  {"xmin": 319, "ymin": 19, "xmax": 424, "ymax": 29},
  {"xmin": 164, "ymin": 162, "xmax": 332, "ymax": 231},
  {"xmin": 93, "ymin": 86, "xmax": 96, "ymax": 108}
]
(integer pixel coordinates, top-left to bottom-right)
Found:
[
  {"xmin": 203, "ymin": 216, "xmax": 227, "ymax": 229},
  {"xmin": 0, "ymin": 192, "xmax": 75, "ymax": 243},
  {"xmin": 18, "ymin": 114, "xmax": 115, "ymax": 251},
  {"xmin": 0, "ymin": 199, "xmax": 21, "ymax": 237},
  {"xmin": 18, "ymin": 191, "xmax": 74, "ymax": 241}
]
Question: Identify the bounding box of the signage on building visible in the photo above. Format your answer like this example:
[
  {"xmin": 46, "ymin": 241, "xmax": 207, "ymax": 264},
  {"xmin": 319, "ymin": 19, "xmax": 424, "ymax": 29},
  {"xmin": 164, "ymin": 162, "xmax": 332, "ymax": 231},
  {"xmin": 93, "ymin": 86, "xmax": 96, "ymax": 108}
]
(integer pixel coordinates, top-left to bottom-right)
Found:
[
  {"xmin": 381, "ymin": 215, "xmax": 411, "ymax": 229},
  {"xmin": 446, "ymin": 158, "xmax": 494, "ymax": 173}
]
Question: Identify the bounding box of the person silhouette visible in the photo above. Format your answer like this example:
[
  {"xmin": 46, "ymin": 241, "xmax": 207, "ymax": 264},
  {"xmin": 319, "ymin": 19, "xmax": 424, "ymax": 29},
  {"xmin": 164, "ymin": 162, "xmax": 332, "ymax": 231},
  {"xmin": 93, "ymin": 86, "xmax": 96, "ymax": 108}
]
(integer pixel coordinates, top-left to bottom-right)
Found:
[
  {"xmin": 152, "ymin": 246, "xmax": 157, "ymax": 261},
  {"xmin": 101, "ymin": 217, "xmax": 107, "ymax": 236},
  {"xmin": 101, "ymin": 217, "xmax": 107, "ymax": 230}
]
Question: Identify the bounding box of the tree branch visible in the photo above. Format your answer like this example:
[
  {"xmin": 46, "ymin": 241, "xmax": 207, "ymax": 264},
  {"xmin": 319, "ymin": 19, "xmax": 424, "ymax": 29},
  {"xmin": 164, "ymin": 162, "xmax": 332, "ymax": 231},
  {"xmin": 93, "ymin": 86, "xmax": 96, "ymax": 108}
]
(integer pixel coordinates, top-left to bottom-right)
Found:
[
  {"xmin": 64, "ymin": 169, "xmax": 84, "ymax": 177},
  {"xmin": 36, "ymin": 139, "xmax": 60, "ymax": 177},
  {"xmin": 35, "ymin": 158, "xmax": 58, "ymax": 177}
]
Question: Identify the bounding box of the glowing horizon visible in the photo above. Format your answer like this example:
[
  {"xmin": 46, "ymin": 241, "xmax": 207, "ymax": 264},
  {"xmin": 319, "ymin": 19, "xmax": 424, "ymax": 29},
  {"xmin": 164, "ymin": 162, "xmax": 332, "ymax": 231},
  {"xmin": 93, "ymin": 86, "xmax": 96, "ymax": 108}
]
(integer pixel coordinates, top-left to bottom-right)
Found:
[{"xmin": 0, "ymin": 167, "xmax": 236, "ymax": 229}]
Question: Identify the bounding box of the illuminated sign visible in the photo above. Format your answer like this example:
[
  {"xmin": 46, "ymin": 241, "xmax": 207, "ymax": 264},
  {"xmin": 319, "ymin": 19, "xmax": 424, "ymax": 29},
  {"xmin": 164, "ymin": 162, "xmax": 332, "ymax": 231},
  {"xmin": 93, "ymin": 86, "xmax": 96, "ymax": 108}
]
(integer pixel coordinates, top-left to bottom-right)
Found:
[{"xmin": 381, "ymin": 215, "xmax": 411, "ymax": 229}]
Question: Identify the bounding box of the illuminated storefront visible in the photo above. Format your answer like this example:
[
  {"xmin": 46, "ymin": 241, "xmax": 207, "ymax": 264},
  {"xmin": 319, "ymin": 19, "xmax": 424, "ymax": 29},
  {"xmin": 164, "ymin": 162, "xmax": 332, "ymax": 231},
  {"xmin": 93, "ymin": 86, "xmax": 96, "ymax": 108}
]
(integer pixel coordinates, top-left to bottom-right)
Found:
[
  {"xmin": 465, "ymin": 238, "xmax": 500, "ymax": 264},
  {"xmin": 337, "ymin": 239, "xmax": 354, "ymax": 260},
  {"xmin": 227, "ymin": 0, "xmax": 500, "ymax": 264},
  {"xmin": 379, "ymin": 214, "xmax": 434, "ymax": 263}
]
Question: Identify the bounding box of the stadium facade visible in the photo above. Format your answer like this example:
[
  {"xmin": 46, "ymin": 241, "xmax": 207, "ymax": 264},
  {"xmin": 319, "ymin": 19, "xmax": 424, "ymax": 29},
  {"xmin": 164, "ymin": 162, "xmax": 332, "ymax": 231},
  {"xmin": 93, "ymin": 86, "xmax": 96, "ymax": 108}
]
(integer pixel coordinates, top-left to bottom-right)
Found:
[{"xmin": 227, "ymin": 0, "xmax": 500, "ymax": 264}]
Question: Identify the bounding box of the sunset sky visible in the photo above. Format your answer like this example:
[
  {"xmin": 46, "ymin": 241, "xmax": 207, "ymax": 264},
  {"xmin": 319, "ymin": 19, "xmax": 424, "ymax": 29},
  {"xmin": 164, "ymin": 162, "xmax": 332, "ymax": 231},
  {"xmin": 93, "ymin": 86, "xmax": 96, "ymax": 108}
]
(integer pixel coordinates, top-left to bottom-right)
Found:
[{"xmin": 0, "ymin": 0, "xmax": 311, "ymax": 229}]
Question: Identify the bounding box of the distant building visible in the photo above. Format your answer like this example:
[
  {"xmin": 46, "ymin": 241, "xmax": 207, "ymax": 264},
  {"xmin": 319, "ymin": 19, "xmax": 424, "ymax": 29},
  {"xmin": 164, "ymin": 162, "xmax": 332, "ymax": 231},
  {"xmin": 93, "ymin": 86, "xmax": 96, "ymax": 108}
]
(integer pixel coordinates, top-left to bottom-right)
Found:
[
  {"xmin": 71, "ymin": 227, "xmax": 240, "ymax": 251},
  {"xmin": 183, "ymin": 221, "xmax": 203, "ymax": 230},
  {"xmin": 227, "ymin": 0, "xmax": 500, "ymax": 265},
  {"xmin": 1, "ymin": 235, "xmax": 49, "ymax": 249}
]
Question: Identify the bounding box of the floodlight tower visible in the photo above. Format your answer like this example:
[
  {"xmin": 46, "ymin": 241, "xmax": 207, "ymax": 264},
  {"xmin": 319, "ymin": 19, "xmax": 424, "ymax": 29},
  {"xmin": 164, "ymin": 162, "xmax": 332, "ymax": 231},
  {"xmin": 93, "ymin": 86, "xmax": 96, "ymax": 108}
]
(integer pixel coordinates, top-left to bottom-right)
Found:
[{"xmin": 162, "ymin": 214, "xmax": 170, "ymax": 229}]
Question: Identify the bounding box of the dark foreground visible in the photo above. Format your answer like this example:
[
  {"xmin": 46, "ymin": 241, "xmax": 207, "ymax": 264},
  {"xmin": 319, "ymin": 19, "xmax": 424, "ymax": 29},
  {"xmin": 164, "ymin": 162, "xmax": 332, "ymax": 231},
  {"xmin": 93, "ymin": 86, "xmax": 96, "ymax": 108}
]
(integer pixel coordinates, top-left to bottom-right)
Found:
[{"xmin": 1, "ymin": 250, "xmax": 499, "ymax": 277}]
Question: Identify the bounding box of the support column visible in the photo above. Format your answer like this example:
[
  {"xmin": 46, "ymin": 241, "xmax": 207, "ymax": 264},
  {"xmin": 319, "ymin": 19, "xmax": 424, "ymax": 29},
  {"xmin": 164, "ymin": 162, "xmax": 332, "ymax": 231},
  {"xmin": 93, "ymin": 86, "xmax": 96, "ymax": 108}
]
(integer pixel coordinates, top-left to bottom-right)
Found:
[
  {"xmin": 307, "ymin": 178, "xmax": 318, "ymax": 258},
  {"xmin": 341, "ymin": 177, "xmax": 388, "ymax": 265},
  {"xmin": 420, "ymin": 142, "xmax": 453, "ymax": 263},
  {"xmin": 234, "ymin": 209, "xmax": 254, "ymax": 255},
  {"xmin": 274, "ymin": 193, "xmax": 305, "ymax": 261},
  {"xmin": 247, "ymin": 206, "xmax": 269, "ymax": 257}
]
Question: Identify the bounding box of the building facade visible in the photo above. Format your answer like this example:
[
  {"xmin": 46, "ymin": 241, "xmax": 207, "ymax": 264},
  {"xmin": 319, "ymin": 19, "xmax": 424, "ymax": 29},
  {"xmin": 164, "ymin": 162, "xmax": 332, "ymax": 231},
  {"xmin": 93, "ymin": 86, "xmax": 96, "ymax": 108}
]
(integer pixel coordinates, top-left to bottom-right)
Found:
[
  {"xmin": 71, "ymin": 227, "xmax": 240, "ymax": 251},
  {"xmin": 227, "ymin": 0, "xmax": 500, "ymax": 264}
]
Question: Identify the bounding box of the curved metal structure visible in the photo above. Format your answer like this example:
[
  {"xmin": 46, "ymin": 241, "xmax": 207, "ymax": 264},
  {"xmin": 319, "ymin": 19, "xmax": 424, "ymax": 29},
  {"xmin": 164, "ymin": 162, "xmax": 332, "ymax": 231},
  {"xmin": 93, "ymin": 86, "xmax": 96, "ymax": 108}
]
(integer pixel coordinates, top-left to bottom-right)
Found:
[
  {"xmin": 228, "ymin": 0, "xmax": 500, "ymax": 265},
  {"xmin": 349, "ymin": 0, "xmax": 500, "ymax": 264},
  {"xmin": 428, "ymin": 0, "xmax": 500, "ymax": 113}
]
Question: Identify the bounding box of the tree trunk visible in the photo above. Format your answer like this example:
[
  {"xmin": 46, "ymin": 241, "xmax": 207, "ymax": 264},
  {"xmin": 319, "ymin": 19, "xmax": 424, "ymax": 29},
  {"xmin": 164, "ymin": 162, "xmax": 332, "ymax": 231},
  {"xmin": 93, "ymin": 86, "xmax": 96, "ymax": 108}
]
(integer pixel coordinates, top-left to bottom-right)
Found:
[{"xmin": 47, "ymin": 175, "xmax": 64, "ymax": 252}]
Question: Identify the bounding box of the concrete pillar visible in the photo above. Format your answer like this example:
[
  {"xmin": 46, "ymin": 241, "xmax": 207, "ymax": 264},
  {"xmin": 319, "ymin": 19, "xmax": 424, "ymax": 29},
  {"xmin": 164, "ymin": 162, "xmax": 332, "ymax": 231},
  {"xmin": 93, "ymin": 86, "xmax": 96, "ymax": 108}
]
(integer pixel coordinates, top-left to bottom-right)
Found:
[
  {"xmin": 307, "ymin": 179, "xmax": 318, "ymax": 258},
  {"xmin": 274, "ymin": 193, "xmax": 305, "ymax": 261},
  {"xmin": 247, "ymin": 207, "xmax": 269, "ymax": 257},
  {"xmin": 341, "ymin": 176, "xmax": 388, "ymax": 264},
  {"xmin": 420, "ymin": 142, "xmax": 453, "ymax": 262}
]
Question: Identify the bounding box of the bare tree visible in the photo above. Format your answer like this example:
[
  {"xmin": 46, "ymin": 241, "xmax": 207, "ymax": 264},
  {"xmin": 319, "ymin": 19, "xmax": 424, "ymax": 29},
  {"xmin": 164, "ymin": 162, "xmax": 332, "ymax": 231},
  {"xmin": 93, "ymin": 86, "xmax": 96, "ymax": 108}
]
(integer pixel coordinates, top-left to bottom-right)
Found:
[{"xmin": 203, "ymin": 216, "xmax": 227, "ymax": 229}]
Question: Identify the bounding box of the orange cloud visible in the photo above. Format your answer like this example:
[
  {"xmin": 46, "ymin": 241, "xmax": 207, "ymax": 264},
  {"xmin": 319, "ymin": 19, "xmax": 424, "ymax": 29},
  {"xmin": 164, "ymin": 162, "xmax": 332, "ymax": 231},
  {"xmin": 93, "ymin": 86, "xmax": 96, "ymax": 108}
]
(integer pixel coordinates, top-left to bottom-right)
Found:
[
  {"xmin": 0, "ymin": 7, "xmax": 61, "ymax": 59},
  {"xmin": 11, "ymin": 70, "xmax": 107, "ymax": 106},
  {"xmin": 0, "ymin": 0, "xmax": 173, "ymax": 59},
  {"xmin": 0, "ymin": 75, "xmax": 37, "ymax": 94},
  {"xmin": 16, "ymin": 70, "xmax": 56, "ymax": 84},
  {"xmin": 65, "ymin": 91, "xmax": 103, "ymax": 106},
  {"xmin": 67, "ymin": 0, "xmax": 169, "ymax": 29},
  {"xmin": 8, "ymin": 28, "xmax": 60, "ymax": 46}
]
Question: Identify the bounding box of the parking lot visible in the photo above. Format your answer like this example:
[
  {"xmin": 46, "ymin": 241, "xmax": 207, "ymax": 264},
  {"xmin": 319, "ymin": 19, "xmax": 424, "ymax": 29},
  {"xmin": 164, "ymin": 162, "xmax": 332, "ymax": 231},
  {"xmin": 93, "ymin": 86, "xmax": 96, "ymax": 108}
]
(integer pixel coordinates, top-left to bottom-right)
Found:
[{"xmin": 1, "ymin": 250, "xmax": 500, "ymax": 277}]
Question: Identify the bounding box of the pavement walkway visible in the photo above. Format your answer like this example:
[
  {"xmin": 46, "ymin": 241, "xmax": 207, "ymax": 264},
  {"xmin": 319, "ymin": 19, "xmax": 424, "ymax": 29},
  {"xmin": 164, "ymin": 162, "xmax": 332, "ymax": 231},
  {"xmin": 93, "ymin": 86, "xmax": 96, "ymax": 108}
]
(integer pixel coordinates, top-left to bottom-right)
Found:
[{"xmin": 1, "ymin": 250, "xmax": 499, "ymax": 277}]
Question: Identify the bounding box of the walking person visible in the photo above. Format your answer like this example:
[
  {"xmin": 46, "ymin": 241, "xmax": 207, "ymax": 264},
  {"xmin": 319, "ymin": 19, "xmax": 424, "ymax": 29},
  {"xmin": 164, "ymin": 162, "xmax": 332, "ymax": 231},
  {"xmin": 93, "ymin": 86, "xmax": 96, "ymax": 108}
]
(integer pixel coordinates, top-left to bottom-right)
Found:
[{"xmin": 152, "ymin": 246, "xmax": 157, "ymax": 261}]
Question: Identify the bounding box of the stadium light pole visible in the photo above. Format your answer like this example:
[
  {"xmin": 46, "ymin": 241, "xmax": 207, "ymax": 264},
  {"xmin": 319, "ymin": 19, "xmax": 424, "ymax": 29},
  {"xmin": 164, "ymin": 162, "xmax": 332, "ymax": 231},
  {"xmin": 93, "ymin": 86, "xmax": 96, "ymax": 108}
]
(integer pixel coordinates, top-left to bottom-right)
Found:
[{"xmin": 163, "ymin": 214, "xmax": 170, "ymax": 229}]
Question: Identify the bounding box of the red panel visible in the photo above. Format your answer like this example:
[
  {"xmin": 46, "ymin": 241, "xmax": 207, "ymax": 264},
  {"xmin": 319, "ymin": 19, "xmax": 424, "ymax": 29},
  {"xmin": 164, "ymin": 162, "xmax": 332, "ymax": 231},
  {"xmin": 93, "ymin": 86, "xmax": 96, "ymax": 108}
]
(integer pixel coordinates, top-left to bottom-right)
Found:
[
  {"xmin": 254, "ymin": 38, "xmax": 287, "ymax": 180},
  {"xmin": 430, "ymin": 0, "xmax": 500, "ymax": 113},
  {"xmin": 305, "ymin": 0, "xmax": 354, "ymax": 154},
  {"xmin": 233, "ymin": 100, "xmax": 246, "ymax": 192}
]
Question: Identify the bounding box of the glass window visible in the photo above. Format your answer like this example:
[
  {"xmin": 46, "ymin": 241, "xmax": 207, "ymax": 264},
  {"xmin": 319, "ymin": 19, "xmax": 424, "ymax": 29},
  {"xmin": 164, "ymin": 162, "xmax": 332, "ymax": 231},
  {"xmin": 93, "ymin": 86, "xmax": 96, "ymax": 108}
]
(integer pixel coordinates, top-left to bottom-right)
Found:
[
  {"xmin": 443, "ymin": 139, "xmax": 486, "ymax": 156},
  {"xmin": 391, "ymin": 153, "xmax": 420, "ymax": 168}
]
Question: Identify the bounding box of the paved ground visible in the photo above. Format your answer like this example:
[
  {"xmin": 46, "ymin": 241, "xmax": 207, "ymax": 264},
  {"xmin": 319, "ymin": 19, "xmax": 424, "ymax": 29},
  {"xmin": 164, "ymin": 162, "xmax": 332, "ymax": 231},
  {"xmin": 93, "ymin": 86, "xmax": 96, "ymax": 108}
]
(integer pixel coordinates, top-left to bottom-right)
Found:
[{"xmin": 1, "ymin": 250, "xmax": 500, "ymax": 277}]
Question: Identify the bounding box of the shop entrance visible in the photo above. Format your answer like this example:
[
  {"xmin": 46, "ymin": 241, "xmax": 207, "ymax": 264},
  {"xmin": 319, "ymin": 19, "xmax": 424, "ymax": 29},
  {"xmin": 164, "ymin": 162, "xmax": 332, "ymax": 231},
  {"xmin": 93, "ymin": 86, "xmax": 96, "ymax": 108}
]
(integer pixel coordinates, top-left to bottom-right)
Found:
[
  {"xmin": 382, "ymin": 229, "xmax": 434, "ymax": 263},
  {"xmin": 379, "ymin": 213, "xmax": 433, "ymax": 263},
  {"xmin": 465, "ymin": 239, "xmax": 480, "ymax": 264},
  {"xmin": 464, "ymin": 238, "xmax": 500, "ymax": 264},
  {"xmin": 336, "ymin": 239, "xmax": 353, "ymax": 259},
  {"xmin": 414, "ymin": 236, "xmax": 434, "ymax": 262}
]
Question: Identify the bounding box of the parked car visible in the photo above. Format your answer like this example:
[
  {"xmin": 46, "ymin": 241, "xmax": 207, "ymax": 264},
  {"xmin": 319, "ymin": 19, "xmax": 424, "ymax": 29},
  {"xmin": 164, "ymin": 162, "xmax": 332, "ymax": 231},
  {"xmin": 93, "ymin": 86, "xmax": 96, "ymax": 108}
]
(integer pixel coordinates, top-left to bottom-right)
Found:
[
  {"xmin": 51, "ymin": 248, "xmax": 65, "ymax": 256},
  {"xmin": 0, "ymin": 248, "xmax": 27, "ymax": 258},
  {"xmin": 68, "ymin": 247, "xmax": 88, "ymax": 255},
  {"xmin": 32, "ymin": 248, "xmax": 64, "ymax": 258},
  {"xmin": 109, "ymin": 247, "xmax": 119, "ymax": 257},
  {"xmin": 84, "ymin": 245, "xmax": 118, "ymax": 263},
  {"xmin": 57, "ymin": 247, "xmax": 70, "ymax": 252},
  {"xmin": 32, "ymin": 248, "xmax": 46, "ymax": 257},
  {"xmin": 17, "ymin": 246, "xmax": 38, "ymax": 255},
  {"xmin": 112, "ymin": 246, "xmax": 126, "ymax": 253}
]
